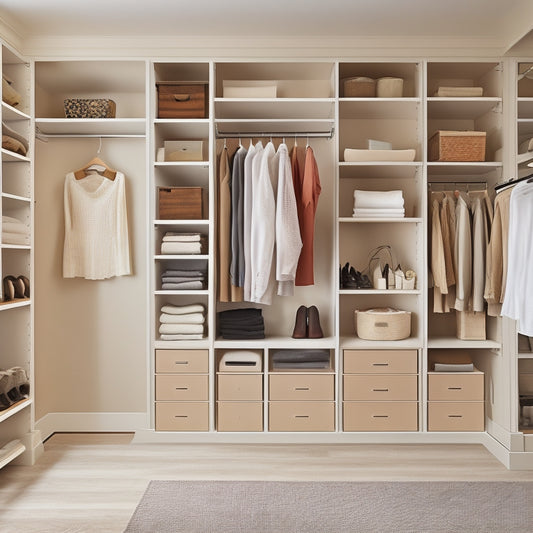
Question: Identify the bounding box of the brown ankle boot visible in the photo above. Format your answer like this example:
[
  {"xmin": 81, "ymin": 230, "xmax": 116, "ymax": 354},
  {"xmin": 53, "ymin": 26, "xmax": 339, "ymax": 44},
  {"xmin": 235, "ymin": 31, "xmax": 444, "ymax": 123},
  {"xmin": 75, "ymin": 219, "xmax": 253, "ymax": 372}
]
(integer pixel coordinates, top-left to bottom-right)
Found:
[
  {"xmin": 292, "ymin": 305, "xmax": 308, "ymax": 338},
  {"xmin": 307, "ymin": 305, "xmax": 324, "ymax": 338}
]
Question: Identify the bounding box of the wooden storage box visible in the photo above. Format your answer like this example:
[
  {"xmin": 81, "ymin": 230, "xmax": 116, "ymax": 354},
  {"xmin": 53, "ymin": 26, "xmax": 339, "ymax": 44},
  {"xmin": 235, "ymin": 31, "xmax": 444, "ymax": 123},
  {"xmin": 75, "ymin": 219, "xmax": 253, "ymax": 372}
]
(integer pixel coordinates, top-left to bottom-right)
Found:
[
  {"xmin": 158, "ymin": 187, "xmax": 203, "ymax": 220},
  {"xmin": 156, "ymin": 82, "xmax": 208, "ymax": 118},
  {"xmin": 343, "ymin": 374, "xmax": 418, "ymax": 401},
  {"xmin": 269, "ymin": 374, "xmax": 334, "ymax": 401},
  {"xmin": 428, "ymin": 371, "xmax": 484, "ymax": 402},
  {"xmin": 343, "ymin": 401, "xmax": 418, "ymax": 431},
  {"xmin": 155, "ymin": 402, "xmax": 208, "ymax": 431},
  {"xmin": 155, "ymin": 349, "xmax": 209, "ymax": 374},
  {"xmin": 456, "ymin": 310, "xmax": 486, "ymax": 340},
  {"xmin": 428, "ymin": 130, "xmax": 486, "ymax": 162},
  {"xmin": 269, "ymin": 401, "xmax": 335, "ymax": 432},
  {"xmin": 343, "ymin": 349, "xmax": 418, "ymax": 374},
  {"xmin": 217, "ymin": 374, "xmax": 263, "ymax": 401},
  {"xmin": 217, "ymin": 402, "xmax": 263, "ymax": 432},
  {"xmin": 427, "ymin": 402, "xmax": 484, "ymax": 431}
]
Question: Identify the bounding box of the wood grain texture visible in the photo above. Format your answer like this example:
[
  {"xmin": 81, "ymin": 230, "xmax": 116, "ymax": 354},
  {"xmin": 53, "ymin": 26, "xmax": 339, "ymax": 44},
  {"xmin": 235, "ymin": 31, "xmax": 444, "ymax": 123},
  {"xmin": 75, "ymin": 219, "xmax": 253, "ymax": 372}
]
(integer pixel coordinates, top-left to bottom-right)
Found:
[{"xmin": 2, "ymin": 433, "xmax": 533, "ymax": 533}]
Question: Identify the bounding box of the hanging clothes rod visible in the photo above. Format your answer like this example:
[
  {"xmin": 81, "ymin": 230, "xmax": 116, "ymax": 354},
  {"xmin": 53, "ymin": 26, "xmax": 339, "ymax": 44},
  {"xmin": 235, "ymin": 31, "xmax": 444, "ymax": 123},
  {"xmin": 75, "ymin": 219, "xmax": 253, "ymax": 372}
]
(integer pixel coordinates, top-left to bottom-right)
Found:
[
  {"xmin": 494, "ymin": 174, "xmax": 533, "ymax": 192},
  {"xmin": 36, "ymin": 133, "xmax": 146, "ymax": 140},
  {"xmin": 428, "ymin": 181, "xmax": 487, "ymax": 189},
  {"xmin": 215, "ymin": 127, "xmax": 334, "ymax": 139}
]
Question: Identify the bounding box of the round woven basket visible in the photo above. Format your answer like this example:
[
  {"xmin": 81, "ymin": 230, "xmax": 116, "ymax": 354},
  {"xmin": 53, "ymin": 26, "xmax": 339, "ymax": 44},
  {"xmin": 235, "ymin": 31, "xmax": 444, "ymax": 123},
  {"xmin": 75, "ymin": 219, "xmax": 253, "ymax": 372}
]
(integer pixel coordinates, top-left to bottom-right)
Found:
[
  {"xmin": 355, "ymin": 307, "xmax": 411, "ymax": 340},
  {"xmin": 343, "ymin": 77, "xmax": 376, "ymax": 97}
]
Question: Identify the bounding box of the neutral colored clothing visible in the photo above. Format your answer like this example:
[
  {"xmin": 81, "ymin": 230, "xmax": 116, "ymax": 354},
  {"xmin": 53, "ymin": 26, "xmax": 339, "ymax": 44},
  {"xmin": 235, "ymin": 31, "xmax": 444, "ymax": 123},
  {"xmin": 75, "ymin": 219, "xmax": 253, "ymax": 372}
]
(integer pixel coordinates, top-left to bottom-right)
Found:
[
  {"xmin": 454, "ymin": 194, "xmax": 472, "ymax": 312},
  {"xmin": 275, "ymin": 143, "xmax": 302, "ymax": 296},
  {"xmin": 230, "ymin": 146, "xmax": 247, "ymax": 288},
  {"xmin": 160, "ymin": 313, "xmax": 205, "ymax": 324},
  {"xmin": 160, "ymin": 303, "xmax": 205, "ymax": 315},
  {"xmin": 63, "ymin": 171, "xmax": 131, "ymax": 280},
  {"xmin": 295, "ymin": 146, "xmax": 321, "ymax": 286},
  {"xmin": 353, "ymin": 190, "xmax": 404, "ymax": 209},
  {"xmin": 159, "ymin": 323, "xmax": 204, "ymax": 335},
  {"xmin": 160, "ymin": 242, "xmax": 202, "ymax": 254},
  {"xmin": 242, "ymin": 142, "xmax": 258, "ymax": 301},
  {"xmin": 217, "ymin": 147, "xmax": 232, "ymax": 302},
  {"xmin": 431, "ymin": 198, "xmax": 447, "ymax": 313},
  {"xmin": 502, "ymin": 181, "xmax": 533, "ymax": 335}
]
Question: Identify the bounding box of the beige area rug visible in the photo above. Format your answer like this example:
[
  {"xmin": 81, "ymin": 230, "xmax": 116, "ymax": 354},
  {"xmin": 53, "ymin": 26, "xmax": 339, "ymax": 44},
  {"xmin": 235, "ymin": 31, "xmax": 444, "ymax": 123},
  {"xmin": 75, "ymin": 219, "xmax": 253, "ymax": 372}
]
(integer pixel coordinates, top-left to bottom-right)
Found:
[{"xmin": 124, "ymin": 480, "xmax": 532, "ymax": 532}]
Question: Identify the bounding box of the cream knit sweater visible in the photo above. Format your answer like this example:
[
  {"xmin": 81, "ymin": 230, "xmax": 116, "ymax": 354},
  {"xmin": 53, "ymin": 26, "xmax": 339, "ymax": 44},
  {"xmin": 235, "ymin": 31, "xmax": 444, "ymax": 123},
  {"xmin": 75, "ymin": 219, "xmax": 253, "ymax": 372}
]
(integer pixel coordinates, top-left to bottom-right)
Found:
[{"xmin": 63, "ymin": 171, "xmax": 131, "ymax": 280}]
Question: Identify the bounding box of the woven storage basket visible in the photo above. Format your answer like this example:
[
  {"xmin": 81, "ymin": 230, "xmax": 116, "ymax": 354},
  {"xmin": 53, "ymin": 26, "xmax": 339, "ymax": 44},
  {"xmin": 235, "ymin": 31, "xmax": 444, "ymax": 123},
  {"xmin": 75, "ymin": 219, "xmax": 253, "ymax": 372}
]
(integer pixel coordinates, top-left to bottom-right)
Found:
[
  {"xmin": 343, "ymin": 77, "xmax": 376, "ymax": 97},
  {"xmin": 428, "ymin": 130, "xmax": 486, "ymax": 162},
  {"xmin": 64, "ymin": 98, "xmax": 116, "ymax": 118},
  {"xmin": 355, "ymin": 308, "xmax": 411, "ymax": 341}
]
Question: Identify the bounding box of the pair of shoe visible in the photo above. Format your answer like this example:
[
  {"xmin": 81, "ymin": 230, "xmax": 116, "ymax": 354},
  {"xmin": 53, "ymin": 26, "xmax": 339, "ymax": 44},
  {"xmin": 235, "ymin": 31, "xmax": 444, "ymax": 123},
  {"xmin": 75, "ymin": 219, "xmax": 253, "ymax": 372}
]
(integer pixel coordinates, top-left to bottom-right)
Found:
[
  {"xmin": 2, "ymin": 275, "xmax": 29, "ymax": 302},
  {"xmin": 0, "ymin": 367, "xmax": 29, "ymax": 411},
  {"xmin": 292, "ymin": 305, "xmax": 324, "ymax": 339},
  {"xmin": 339, "ymin": 263, "xmax": 372, "ymax": 290}
]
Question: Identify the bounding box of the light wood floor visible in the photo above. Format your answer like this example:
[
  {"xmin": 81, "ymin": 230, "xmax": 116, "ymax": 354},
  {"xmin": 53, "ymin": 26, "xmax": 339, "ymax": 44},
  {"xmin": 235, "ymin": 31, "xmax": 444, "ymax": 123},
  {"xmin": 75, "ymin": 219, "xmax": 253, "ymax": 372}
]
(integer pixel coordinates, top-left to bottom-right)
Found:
[{"xmin": 2, "ymin": 433, "xmax": 533, "ymax": 533}]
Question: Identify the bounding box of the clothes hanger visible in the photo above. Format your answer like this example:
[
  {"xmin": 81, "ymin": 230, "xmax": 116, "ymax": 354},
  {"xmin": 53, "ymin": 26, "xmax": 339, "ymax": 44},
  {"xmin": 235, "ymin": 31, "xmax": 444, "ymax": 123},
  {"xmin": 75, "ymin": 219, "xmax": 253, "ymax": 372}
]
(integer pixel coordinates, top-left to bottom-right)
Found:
[{"xmin": 73, "ymin": 138, "xmax": 117, "ymax": 180}]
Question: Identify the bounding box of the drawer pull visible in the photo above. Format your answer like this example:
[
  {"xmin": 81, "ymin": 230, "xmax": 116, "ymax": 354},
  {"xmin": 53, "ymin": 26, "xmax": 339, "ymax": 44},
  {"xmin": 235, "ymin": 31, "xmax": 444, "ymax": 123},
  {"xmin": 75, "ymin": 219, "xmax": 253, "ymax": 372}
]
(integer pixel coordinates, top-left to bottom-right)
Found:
[
  {"xmin": 448, "ymin": 415, "xmax": 463, "ymax": 418},
  {"xmin": 175, "ymin": 387, "xmax": 189, "ymax": 390},
  {"xmin": 372, "ymin": 415, "xmax": 389, "ymax": 418},
  {"xmin": 373, "ymin": 363, "xmax": 389, "ymax": 367},
  {"xmin": 372, "ymin": 388, "xmax": 389, "ymax": 392},
  {"xmin": 294, "ymin": 415, "xmax": 310, "ymax": 419},
  {"xmin": 173, "ymin": 94, "xmax": 191, "ymax": 102},
  {"xmin": 448, "ymin": 387, "xmax": 463, "ymax": 390},
  {"xmin": 294, "ymin": 387, "xmax": 310, "ymax": 391},
  {"xmin": 174, "ymin": 415, "xmax": 189, "ymax": 418},
  {"xmin": 174, "ymin": 361, "xmax": 189, "ymax": 365}
]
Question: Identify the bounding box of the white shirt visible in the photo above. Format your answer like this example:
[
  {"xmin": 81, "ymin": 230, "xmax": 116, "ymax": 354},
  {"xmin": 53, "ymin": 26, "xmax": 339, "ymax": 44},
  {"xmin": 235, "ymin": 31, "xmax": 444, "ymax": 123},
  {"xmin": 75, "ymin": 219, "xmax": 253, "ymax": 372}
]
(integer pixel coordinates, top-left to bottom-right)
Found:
[
  {"xmin": 502, "ymin": 181, "xmax": 533, "ymax": 335},
  {"xmin": 242, "ymin": 142, "xmax": 257, "ymax": 301},
  {"xmin": 63, "ymin": 171, "xmax": 131, "ymax": 280},
  {"xmin": 454, "ymin": 193, "xmax": 472, "ymax": 311}
]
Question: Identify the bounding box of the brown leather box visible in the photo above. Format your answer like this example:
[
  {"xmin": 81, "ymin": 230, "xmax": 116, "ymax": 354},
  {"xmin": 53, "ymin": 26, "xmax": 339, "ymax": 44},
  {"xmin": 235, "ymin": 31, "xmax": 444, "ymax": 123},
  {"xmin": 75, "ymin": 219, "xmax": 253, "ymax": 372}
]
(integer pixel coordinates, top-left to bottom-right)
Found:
[
  {"xmin": 156, "ymin": 82, "xmax": 208, "ymax": 118},
  {"xmin": 158, "ymin": 187, "xmax": 203, "ymax": 220}
]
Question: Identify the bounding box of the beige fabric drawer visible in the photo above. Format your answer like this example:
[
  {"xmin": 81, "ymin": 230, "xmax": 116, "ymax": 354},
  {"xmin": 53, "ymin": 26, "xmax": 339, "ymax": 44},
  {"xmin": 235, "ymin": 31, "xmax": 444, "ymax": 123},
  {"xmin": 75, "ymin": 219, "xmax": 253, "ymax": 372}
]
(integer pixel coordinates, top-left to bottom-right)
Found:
[
  {"xmin": 155, "ymin": 401, "xmax": 208, "ymax": 431},
  {"xmin": 428, "ymin": 372, "xmax": 484, "ymax": 401},
  {"xmin": 269, "ymin": 374, "xmax": 334, "ymax": 401},
  {"xmin": 155, "ymin": 374, "xmax": 208, "ymax": 401},
  {"xmin": 343, "ymin": 350, "xmax": 417, "ymax": 374},
  {"xmin": 428, "ymin": 402, "xmax": 484, "ymax": 431},
  {"xmin": 269, "ymin": 401, "xmax": 335, "ymax": 432},
  {"xmin": 155, "ymin": 349, "xmax": 209, "ymax": 374},
  {"xmin": 343, "ymin": 401, "xmax": 418, "ymax": 431},
  {"xmin": 343, "ymin": 374, "xmax": 418, "ymax": 401},
  {"xmin": 217, "ymin": 401, "xmax": 263, "ymax": 432},
  {"xmin": 217, "ymin": 374, "xmax": 263, "ymax": 401}
]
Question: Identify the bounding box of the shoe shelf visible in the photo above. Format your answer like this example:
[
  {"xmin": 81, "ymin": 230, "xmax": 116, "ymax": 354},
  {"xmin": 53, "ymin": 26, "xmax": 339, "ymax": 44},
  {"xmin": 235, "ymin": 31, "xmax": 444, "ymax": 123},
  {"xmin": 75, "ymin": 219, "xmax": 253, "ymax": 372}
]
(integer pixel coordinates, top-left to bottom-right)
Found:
[
  {"xmin": 0, "ymin": 398, "xmax": 32, "ymax": 424},
  {"xmin": 2, "ymin": 101, "xmax": 30, "ymax": 121},
  {"xmin": 1, "ymin": 192, "xmax": 31, "ymax": 204},
  {"xmin": 0, "ymin": 298, "xmax": 30, "ymax": 311},
  {"xmin": 0, "ymin": 439, "xmax": 26, "ymax": 470},
  {"xmin": 214, "ymin": 337, "xmax": 336, "ymax": 350},
  {"xmin": 1, "ymin": 149, "xmax": 30, "ymax": 163},
  {"xmin": 0, "ymin": 244, "xmax": 31, "ymax": 250}
]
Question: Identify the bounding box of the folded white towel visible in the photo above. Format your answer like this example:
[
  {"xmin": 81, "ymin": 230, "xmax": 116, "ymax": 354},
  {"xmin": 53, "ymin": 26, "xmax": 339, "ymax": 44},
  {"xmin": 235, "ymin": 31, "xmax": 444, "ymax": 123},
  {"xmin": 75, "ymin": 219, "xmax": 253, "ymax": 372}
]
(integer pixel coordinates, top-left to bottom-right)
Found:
[
  {"xmin": 353, "ymin": 209, "xmax": 405, "ymax": 218},
  {"xmin": 2, "ymin": 222, "xmax": 29, "ymax": 235},
  {"xmin": 353, "ymin": 207, "xmax": 405, "ymax": 214},
  {"xmin": 159, "ymin": 323, "xmax": 204, "ymax": 335},
  {"xmin": 160, "ymin": 312, "xmax": 205, "ymax": 324},
  {"xmin": 163, "ymin": 232, "xmax": 202, "ymax": 241},
  {"xmin": 353, "ymin": 190, "xmax": 404, "ymax": 209},
  {"xmin": 2, "ymin": 232, "xmax": 29, "ymax": 245},
  {"xmin": 161, "ymin": 242, "xmax": 202, "ymax": 254},
  {"xmin": 160, "ymin": 334, "xmax": 205, "ymax": 340},
  {"xmin": 161, "ymin": 303, "xmax": 206, "ymax": 315}
]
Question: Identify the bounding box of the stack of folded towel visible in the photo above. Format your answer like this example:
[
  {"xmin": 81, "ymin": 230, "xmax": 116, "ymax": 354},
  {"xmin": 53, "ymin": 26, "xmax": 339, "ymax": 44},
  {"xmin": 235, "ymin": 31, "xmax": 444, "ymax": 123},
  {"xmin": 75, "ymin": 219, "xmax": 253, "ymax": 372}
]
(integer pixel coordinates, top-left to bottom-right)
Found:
[
  {"xmin": 352, "ymin": 190, "xmax": 405, "ymax": 218},
  {"xmin": 2, "ymin": 121, "xmax": 28, "ymax": 157},
  {"xmin": 218, "ymin": 308, "xmax": 265, "ymax": 340},
  {"xmin": 2, "ymin": 215, "xmax": 29, "ymax": 245},
  {"xmin": 271, "ymin": 349, "xmax": 330, "ymax": 369},
  {"xmin": 161, "ymin": 268, "xmax": 206, "ymax": 290},
  {"xmin": 159, "ymin": 303, "xmax": 206, "ymax": 340},
  {"xmin": 161, "ymin": 232, "xmax": 205, "ymax": 255}
]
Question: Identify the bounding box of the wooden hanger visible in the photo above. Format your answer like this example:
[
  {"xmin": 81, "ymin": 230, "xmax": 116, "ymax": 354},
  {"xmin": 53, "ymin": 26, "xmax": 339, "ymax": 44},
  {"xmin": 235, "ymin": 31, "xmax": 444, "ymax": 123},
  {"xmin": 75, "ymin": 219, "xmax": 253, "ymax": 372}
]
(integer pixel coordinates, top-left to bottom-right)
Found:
[{"xmin": 74, "ymin": 155, "xmax": 117, "ymax": 180}]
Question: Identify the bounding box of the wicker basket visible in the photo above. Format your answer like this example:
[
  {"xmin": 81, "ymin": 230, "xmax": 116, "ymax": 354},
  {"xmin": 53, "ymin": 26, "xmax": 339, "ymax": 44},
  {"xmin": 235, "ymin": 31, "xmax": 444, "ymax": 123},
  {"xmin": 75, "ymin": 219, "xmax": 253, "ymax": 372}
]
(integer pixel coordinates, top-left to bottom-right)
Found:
[
  {"xmin": 343, "ymin": 77, "xmax": 376, "ymax": 97},
  {"xmin": 64, "ymin": 98, "xmax": 116, "ymax": 118},
  {"xmin": 355, "ymin": 308, "xmax": 411, "ymax": 341},
  {"xmin": 428, "ymin": 130, "xmax": 486, "ymax": 162}
]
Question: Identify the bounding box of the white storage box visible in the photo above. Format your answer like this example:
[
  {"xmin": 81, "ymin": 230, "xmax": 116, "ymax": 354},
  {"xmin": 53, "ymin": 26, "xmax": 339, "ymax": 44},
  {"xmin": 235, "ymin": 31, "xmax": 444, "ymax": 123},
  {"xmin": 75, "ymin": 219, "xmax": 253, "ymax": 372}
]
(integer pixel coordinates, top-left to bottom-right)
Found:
[
  {"xmin": 344, "ymin": 148, "xmax": 416, "ymax": 162},
  {"xmin": 355, "ymin": 308, "xmax": 411, "ymax": 341},
  {"xmin": 219, "ymin": 351, "xmax": 262, "ymax": 372},
  {"xmin": 223, "ymin": 80, "xmax": 277, "ymax": 98},
  {"xmin": 164, "ymin": 140, "xmax": 204, "ymax": 161},
  {"xmin": 376, "ymin": 77, "xmax": 404, "ymax": 97}
]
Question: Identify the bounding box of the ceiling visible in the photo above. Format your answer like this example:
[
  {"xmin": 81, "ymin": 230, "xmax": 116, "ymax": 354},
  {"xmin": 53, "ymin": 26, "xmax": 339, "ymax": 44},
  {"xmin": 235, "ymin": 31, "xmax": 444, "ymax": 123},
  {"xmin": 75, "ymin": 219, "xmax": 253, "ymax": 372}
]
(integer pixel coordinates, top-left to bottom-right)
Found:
[{"xmin": 0, "ymin": 0, "xmax": 532, "ymax": 54}]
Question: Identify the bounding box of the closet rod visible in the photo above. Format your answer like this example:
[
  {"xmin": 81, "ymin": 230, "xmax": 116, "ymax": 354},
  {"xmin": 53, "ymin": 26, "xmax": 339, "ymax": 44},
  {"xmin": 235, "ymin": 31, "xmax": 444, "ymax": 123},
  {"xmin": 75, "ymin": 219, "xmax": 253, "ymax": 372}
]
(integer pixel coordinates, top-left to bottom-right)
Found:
[
  {"xmin": 36, "ymin": 134, "xmax": 146, "ymax": 140},
  {"xmin": 215, "ymin": 128, "xmax": 334, "ymax": 139}
]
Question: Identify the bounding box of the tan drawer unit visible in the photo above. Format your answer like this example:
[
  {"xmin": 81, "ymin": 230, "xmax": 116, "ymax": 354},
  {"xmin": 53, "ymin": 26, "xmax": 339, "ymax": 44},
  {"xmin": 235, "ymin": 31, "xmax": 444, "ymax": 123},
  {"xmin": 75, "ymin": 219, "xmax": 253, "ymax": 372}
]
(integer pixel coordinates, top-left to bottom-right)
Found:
[
  {"xmin": 428, "ymin": 372, "xmax": 484, "ymax": 402},
  {"xmin": 155, "ymin": 402, "xmax": 209, "ymax": 431},
  {"xmin": 269, "ymin": 401, "xmax": 335, "ymax": 432},
  {"xmin": 155, "ymin": 374, "xmax": 208, "ymax": 401},
  {"xmin": 155, "ymin": 349, "xmax": 209, "ymax": 374},
  {"xmin": 269, "ymin": 374, "xmax": 334, "ymax": 401},
  {"xmin": 343, "ymin": 401, "xmax": 418, "ymax": 431},
  {"xmin": 344, "ymin": 350, "xmax": 417, "ymax": 374},
  {"xmin": 217, "ymin": 401, "xmax": 263, "ymax": 432},
  {"xmin": 217, "ymin": 374, "xmax": 263, "ymax": 401},
  {"xmin": 428, "ymin": 402, "xmax": 484, "ymax": 431},
  {"xmin": 344, "ymin": 374, "xmax": 418, "ymax": 402}
]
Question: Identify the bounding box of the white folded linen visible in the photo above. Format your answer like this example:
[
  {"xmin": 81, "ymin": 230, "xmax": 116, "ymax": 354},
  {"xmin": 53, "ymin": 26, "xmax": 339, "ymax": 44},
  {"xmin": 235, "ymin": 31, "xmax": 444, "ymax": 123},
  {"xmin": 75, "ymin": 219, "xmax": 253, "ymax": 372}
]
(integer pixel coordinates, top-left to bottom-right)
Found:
[
  {"xmin": 344, "ymin": 148, "xmax": 416, "ymax": 162},
  {"xmin": 2, "ymin": 232, "xmax": 29, "ymax": 245},
  {"xmin": 159, "ymin": 323, "xmax": 204, "ymax": 335},
  {"xmin": 434, "ymin": 86, "xmax": 483, "ymax": 97},
  {"xmin": 163, "ymin": 232, "xmax": 201, "ymax": 241},
  {"xmin": 161, "ymin": 303, "xmax": 205, "ymax": 315},
  {"xmin": 352, "ymin": 210, "xmax": 405, "ymax": 218},
  {"xmin": 160, "ymin": 312, "xmax": 205, "ymax": 324},
  {"xmin": 353, "ymin": 190, "xmax": 404, "ymax": 209},
  {"xmin": 161, "ymin": 281, "xmax": 204, "ymax": 290},
  {"xmin": 161, "ymin": 242, "xmax": 202, "ymax": 254},
  {"xmin": 160, "ymin": 334, "xmax": 204, "ymax": 340},
  {"xmin": 2, "ymin": 215, "xmax": 24, "ymax": 224},
  {"xmin": 2, "ymin": 222, "xmax": 29, "ymax": 234}
]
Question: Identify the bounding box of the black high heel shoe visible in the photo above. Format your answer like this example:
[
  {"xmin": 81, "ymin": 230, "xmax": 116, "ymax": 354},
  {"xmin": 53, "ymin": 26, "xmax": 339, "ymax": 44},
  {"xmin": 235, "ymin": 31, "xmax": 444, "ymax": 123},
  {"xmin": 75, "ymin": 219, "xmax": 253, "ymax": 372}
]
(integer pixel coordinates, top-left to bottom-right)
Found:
[{"xmin": 341, "ymin": 263, "xmax": 359, "ymax": 289}]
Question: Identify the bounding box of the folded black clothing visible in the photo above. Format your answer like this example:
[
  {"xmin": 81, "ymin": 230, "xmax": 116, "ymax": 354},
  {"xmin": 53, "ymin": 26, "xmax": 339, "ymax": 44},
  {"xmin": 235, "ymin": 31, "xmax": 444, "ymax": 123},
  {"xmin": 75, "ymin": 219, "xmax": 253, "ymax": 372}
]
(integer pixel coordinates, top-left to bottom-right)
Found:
[
  {"xmin": 218, "ymin": 308, "xmax": 263, "ymax": 320},
  {"xmin": 273, "ymin": 361, "xmax": 331, "ymax": 369},
  {"xmin": 219, "ymin": 326, "xmax": 265, "ymax": 335},
  {"xmin": 271, "ymin": 349, "xmax": 330, "ymax": 363},
  {"xmin": 219, "ymin": 318, "xmax": 265, "ymax": 328},
  {"xmin": 220, "ymin": 332, "xmax": 266, "ymax": 339}
]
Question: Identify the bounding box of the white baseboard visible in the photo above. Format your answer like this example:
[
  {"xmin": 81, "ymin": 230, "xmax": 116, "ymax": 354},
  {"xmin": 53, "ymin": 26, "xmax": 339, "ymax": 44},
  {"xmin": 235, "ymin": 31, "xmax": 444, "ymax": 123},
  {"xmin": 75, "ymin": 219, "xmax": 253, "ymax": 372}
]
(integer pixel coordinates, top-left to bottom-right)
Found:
[{"xmin": 36, "ymin": 412, "xmax": 147, "ymax": 441}]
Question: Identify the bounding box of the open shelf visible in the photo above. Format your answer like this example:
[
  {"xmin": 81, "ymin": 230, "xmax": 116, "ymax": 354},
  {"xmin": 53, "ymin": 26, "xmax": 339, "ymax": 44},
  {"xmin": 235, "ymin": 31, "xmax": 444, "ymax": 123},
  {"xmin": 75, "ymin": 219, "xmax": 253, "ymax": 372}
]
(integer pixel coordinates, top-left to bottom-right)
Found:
[
  {"xmin": 0, "ymin": 398, "xmax": 32, "ymax": 424},
  {"xmin": 0, "ymin": 440, "xmax": 26, "ymax": 469},
  {"xmin": 338, "ymin": 217, "xmax": 422, "ymax": 224},
  {"xmin": 215, "ymin": 336, "xmax": 336, "ymax": 350},
  {"xmin": 35, "ymin": 118, "xmax": 146, "ymax": 137},
  {"xmin": 339, "ymin": 98, "xmax": 420, "ymax": 119},
  {"xmin": 2, "ymin": 102, "xmax": 30, "ymax": 121},
  {"xmin": 340, "ymin": 337, "xmax": 422, "ymax": 350},
  {"xmin": 1, "ymin": 149, "xmax": 29, "ymax": 163},
  {"xmin": 427, "ymin": 337, "xmax": 501, "ymax": 349},
  {"xmin": 427, "ymin": 97, "xmax": 501, "ymax": 119}
]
